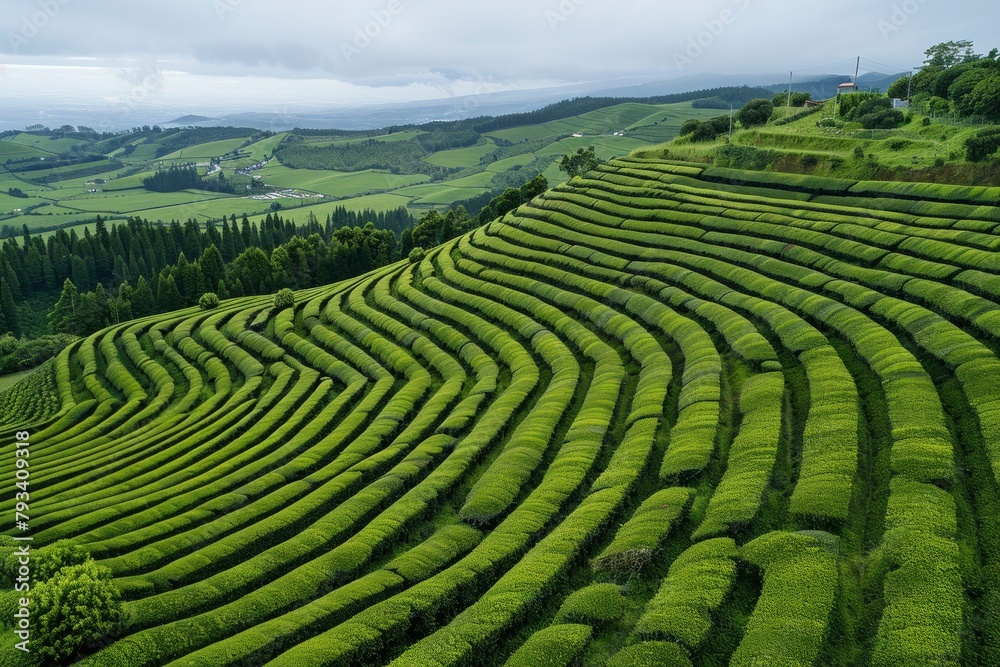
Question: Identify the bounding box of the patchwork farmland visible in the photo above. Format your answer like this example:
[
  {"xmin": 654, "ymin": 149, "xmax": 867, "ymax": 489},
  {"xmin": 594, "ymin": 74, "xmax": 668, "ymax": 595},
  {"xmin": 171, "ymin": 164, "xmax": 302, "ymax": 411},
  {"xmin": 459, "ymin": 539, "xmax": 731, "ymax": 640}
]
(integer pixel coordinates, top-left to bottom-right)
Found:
[{"xmin": 3, "ymin": 154, "xmax": 1000, "ymax": 666}]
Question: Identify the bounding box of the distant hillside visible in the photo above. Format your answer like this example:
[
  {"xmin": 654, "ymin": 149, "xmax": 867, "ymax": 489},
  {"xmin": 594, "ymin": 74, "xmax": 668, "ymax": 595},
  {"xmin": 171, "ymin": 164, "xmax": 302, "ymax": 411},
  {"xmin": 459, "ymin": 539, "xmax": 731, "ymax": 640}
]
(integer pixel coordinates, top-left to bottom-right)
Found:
[{"xmin": 164, "ymin": 114, "xmax": 216, "ymax": 125}]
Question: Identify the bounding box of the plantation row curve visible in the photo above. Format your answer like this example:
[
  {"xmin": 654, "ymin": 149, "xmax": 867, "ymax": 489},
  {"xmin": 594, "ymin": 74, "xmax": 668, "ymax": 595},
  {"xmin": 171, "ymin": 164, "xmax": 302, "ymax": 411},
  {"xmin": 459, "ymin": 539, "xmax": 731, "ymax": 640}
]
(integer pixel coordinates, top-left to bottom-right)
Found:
[{"xmin": 2, "ymin": 154, "xmax": 1000, "ymax": 666}]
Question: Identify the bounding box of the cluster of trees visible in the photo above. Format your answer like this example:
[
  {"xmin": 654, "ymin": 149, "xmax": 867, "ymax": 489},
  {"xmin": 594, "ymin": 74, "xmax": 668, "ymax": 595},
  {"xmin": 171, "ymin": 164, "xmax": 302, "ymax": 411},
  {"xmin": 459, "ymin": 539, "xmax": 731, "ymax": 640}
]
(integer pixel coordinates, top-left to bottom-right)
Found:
[
  {"xmin": 144, "ymin": 166, "xmax": 204, "ymax": 192},
  {"xmin": 680, "ymin": 115, "xmax": 733, "ymax": 142},
  {"xmin": 476, "ymin": 174, "xmax": 548, "ymax": 223},
  {"xmin": 559, "ymin": 148, "xmax": 601, "ymax": 178},
  {"xmin": 0, "ymin": 207, "xmax": 415, "ymax": 337},
  {"xmin": 888, "ymin": 40, "xmax": 1000, "ymax": 121},
  {"xmin": 143, "ymin": 166, "xmax": 237, "ymax": 194},
  {"xmin": 0, "ymin": 333, "xmax": 78, "ymax": 373},
  {"xmin": 679, "ymin": 98, "xmax": 776, "ymax": 142},
  {"xmin": 7, "ymin": 187, "xmax": 27, "ymax": 198},
  {"xmin": 3, "ymin": 165, "xmax": 548, "ymax": 346},
  {"xmin": 47, "ymin": 220, "xmax": 401, "ymax": 336},
  {"xmin": 736, "ymin": 99, "xmax": 775, "ymax": 127},
  {"xmin": 276, "ymin": 136, "xmax": 450, "ymax": 176},
  {"xmin": 838, "ymin": 93, "xmax": 906, "ymax": 129},
  {"xmin": 773, "ymin": 92, "xmax": 813, "ymax": 107}
]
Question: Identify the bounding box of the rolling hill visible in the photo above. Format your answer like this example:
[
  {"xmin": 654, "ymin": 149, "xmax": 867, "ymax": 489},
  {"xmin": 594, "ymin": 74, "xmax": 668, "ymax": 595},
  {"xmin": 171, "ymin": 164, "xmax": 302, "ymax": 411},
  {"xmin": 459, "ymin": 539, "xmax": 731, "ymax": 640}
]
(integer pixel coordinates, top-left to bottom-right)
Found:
[{"xmin": 3, "ymin": 152, "xmax": 1000, "ymax": 666}]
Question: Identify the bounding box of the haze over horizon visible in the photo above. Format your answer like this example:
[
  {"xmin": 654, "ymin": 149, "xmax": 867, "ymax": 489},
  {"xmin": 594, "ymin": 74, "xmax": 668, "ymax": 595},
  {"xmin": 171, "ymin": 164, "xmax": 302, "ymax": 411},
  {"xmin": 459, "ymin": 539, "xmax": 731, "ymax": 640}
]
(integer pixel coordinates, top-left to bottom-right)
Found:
[{"xmin": 0, "ymin": 0, "xmax": 995, "ymax": 130}]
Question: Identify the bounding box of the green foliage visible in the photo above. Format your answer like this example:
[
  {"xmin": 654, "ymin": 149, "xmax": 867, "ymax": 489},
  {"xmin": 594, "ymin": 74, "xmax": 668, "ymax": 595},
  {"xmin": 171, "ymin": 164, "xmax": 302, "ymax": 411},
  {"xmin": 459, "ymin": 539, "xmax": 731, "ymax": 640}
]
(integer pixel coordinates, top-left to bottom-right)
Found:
[
  {"xmin": 730, "ymin": 531, "xmax": 839, "ymax": 667},
  {"xmin": 32, "ymin": 559, "xmax": 122, "ymax": 664},
  {"xmin": 713, "ymin": 144, "xmax": 776, "ymax": 170},
  {"xmin": 273, "ymin": 288, "xmax": 295, "ymax": 309},
  {"xmin": 408, "ymin": 247, "xmax": 425, "ymax": 263},
  {"xmin": 924, "ymin": 40, "xmax": 980, "ymax": 67},
  {"xmin": 0, "ymin": 333, "xmax": 75, "ymax": 374},
  {"xmin": 504, "ymin": 624, "xmax": 592, "ymax": 667},
  {"xmin": 592, "ymin": 488, "xmax": 693, "ymax": 576},
  {"xmin": 198, "ymin": 292, "xmax": 220, "ymax": 310},
  {"xmin": 478, "ymin": 174, "xmax": 548, "ymax": 223},
  {"xmin": 554, "ymin": 583, "xmax": 626, "ymax": 626},
  {"xmin": 410, "ymin": 207, "xmax": 472, "ymax": 249},
  {"xmin": 635, "ymin": 539, "xmax": 738, "ymax": 646},
  {"xmin": 679, "ymin": 115, "xmax": 731, "ymax": 141},
  {"xmin": 774, "ymin": 91, "xmax": 813, "ymax": 107},
  {"xmin": 966, "ymin": 126, "xmax": 1000, "ymax": 161},
  {"xmin": 736, "ymin": 98, "xmax": 774, "ymax": 127},
  {"xmin": 559, "ymin": 146, "xmax": 601, "ymax": 178}
]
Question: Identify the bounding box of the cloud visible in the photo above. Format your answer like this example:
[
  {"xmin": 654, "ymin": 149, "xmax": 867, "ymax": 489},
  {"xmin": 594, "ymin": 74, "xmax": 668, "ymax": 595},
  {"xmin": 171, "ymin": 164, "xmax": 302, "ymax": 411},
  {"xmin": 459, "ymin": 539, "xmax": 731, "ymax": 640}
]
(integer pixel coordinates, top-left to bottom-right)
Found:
[{"xmin": 1, "ymin": 0, "xmax": 997, "ymax": 113}]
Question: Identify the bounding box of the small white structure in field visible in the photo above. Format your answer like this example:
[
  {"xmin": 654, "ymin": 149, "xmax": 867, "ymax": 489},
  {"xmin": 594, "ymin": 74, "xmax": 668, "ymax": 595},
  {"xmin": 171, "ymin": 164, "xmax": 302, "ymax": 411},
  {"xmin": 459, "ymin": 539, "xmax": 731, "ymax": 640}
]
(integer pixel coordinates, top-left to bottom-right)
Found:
[{"xmin": 892, "ymin": 98, "xmax": 910, "ymax": 109}]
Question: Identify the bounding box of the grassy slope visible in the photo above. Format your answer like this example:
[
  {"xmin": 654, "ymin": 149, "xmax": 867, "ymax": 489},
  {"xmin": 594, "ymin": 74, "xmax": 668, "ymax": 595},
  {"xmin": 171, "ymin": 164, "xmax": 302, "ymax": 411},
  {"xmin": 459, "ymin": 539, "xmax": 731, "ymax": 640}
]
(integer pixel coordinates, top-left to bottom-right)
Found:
[{"xmin": 1, "ymin": 101, "xmax": 718, "ymax": 237}]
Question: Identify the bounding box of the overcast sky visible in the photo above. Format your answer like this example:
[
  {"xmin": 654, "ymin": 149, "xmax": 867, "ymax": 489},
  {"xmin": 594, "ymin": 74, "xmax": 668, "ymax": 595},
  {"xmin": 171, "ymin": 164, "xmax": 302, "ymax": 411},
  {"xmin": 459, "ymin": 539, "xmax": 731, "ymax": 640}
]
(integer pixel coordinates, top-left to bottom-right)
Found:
[{"xmin": 0, "ymin": 0, "xmax": 995, "ymax": 116}]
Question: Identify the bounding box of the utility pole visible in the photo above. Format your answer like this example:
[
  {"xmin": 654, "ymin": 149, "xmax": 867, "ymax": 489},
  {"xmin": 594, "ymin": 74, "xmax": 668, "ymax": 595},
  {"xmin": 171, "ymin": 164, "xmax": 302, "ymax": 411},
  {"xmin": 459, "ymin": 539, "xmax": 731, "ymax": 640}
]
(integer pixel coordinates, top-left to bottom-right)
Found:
[
  {"xmin": 729, "ymin": 104, "xmax": 734, "ymax": 138},
  {"xmin": 854, "ymin": 56, "xmax": 860, "ymax": 86},
  {"xmin": 787, "ymin": 71, "xmax": 793, "ymax": 108}
]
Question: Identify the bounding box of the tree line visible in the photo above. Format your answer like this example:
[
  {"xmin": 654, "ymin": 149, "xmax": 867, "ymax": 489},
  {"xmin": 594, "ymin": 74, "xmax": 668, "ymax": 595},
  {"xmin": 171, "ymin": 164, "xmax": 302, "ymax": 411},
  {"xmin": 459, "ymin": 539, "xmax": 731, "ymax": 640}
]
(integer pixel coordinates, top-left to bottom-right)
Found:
[{"xmin": 1, "ymin": 206, "xmax": 413, "ymax": 337}]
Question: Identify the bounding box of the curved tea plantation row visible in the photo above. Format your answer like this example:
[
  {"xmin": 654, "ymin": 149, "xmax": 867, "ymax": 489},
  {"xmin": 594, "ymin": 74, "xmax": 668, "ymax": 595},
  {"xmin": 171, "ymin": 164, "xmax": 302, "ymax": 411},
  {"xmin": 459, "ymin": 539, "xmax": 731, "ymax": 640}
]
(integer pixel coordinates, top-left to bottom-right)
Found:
[{"xmin": 3, "ymin": 156, "xmax": 1000, "ymax": 666}]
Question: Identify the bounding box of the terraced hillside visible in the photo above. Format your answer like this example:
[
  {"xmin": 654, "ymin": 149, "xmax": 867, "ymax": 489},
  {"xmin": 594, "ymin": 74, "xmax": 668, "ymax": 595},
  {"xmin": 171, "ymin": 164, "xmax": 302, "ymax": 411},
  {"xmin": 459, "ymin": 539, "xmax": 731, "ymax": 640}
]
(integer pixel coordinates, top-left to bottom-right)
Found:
[{"xmin": 3, "ymin": 155, "xmax": 1000, "ymax": 666}]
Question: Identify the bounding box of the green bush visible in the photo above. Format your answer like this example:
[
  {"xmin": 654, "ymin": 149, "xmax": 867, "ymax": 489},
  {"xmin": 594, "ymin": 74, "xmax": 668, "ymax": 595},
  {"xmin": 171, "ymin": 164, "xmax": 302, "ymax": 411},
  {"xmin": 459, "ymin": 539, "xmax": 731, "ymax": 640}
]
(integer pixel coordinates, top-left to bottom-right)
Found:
[
  {"xmin": 736, "ymin": 98, "xmax": 774, "ymax": 128},
  {"xmin": 33, "ymin": 561, "xmax": 122, "ymax": 664},
  {"xmin": 635, "ymin": 538, "xmax": 738, "ymax": 646},
  {"xmin": 273, "ymin": 288, "xmax": 295, "ymax": 309},
  {"xmin": 33, "ymin": 541, "xmax": 91, "ymax": 582},
  {"xmin": 730, "ymin": 531, "xmax": 839, "ymax": 667},
  {"xmin": 504, "ymin": 624, "xmax": 592, "ymax": 667},
  {"xmin": 592, "ymin": 488, "xmax": 693, "ymax": 576},
  {"xmin": 554, "ymin": 584, "xmax": 626, "ymax": 626},
  {"xmin": 198, "ymin": 292, "xmax": 220, "ymax": 310},
  {"xmin": 408, "ymin": 247, "xmax": 426, "ymax": 263},
  {"xmin": 0, "ymin": 334, "xmax": 77, "ymax": 374}
]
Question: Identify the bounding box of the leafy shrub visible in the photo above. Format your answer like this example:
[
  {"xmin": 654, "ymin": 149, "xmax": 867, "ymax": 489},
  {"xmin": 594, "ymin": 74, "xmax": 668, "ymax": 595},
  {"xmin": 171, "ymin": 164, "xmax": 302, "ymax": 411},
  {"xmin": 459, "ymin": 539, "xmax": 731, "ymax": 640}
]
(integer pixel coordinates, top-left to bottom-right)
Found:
[
  {"xmin": 198, "ymin": 292, "xmax": 220, "ymax": 310},
  {"xmin": 679, "ymin": 116, "xmax": 731, "ymax": 141},
  {"xmin": 555, "ymin": 584, "xmax": 626, "ymax": 626},
  {"xmin": 408, "ymin": 247, "xmax": 426, "ymax": 263},
  {"xmin": 773, "ymin": 91, "xmax": 813, "ymax": 107},
  {"xmin": 713, "ymin": 144, "xmax": 776, "ymax": 172},
  {"xmin": 273, "ymin": 288, "xmax": 295, "ymax": 309},
  {"xmin": 33, "ymin": 541, "xmax": 91, "ymax": 581},
  {"xmin": 33, "ymin": 560, "xmax": 122, "ymax": 664},
  {"xmin": 736, "ymin": 98, "xmax": 774, "ymax": 127},
  {"xmin": 858, "ymin": 109, "xmax": 905, "ymax": 129},
  {"xmin": 504, "ymin": 624, "xmax": 592, "ymax": 667},
  {"xmin": 0, "ymin": 334, "xmax": 77, "ymax": 374},
  {"xmin": 592, "ymin": 488, "xmax": 693, "ymax": 576},
  {"xmin": 966, "ymin": 127, "xmax": 1000, "ymax": 161},
  {"xmin": 635, "ymin": 539, "xmax": 738, "ymax": 646}
]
